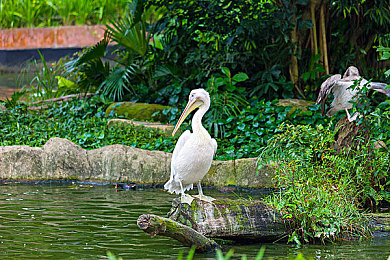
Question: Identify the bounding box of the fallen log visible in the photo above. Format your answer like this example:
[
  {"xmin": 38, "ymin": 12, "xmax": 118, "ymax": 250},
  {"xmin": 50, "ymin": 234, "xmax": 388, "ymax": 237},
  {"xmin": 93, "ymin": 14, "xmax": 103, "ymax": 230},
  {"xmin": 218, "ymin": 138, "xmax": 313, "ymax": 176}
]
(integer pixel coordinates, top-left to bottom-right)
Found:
[
  {"xmin": 167, "ymin": 198, "xmax": 292, "ymax": 242},
  {"xmin": 367, "ymin": 213, "xmax": 390, "ymax": 238},
  {"xmin": 137, "ymin": 214, "xmax": 219, "ymax": 252},
  {"xmin": 30, "ymin": 93, "xmax": 95, "ymax": 105},
  {"xmin": 138, "ymin": 198, "xmax": 390, "ymax": 250},
  {"xmin": 27, "ymin": 93, "xmax": 95, "ymax": 110}
]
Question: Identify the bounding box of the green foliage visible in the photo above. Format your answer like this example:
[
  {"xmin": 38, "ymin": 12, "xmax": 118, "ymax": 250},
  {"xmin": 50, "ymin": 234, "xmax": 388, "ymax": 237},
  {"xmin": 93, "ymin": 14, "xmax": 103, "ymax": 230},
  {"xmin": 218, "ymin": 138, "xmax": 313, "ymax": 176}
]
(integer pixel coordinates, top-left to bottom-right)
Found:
[
  {"xmin": 63, "ymin": 1, "xmax": 166, "ymax": 102},
  {"xmin": 205, "ymin": 67, "xmax": 248, "ymax": 138},
  {"xmin": 27, "ymin": 50, "xmax": 67, "ymax": 102},
  {"xmin": 260, "ymin": 124, "xmax": 389, "ymax": 244},
  {"xmin": 214, "ymin": 99, "xmax": 328, "ymax": 160},
  {"xmin": 179, "ymin": 246, "xmax": 311, "ymax": 260},
  {"xmin": 65, "ymin": 35, "xmax": 111, "ymax": 96},
  {"xmin": 107, "ymin": 251, "xmax": 123, "ymax": 260},
  {"xmin": 150, "ymin": 0, "xmax": 295, "ymax": 99},
  {"xmin": 0, "ymin": 0, "xmax": 128, "ymax": 28},
  {"xmin": 106, "ymin": 3, "xmax": 148, "ymax": 56},
  {"xmin": 4, "ymin": 90, "xmax": 27, "ymax": 110},
  {"xmin": 0, "ymin": 96, "xmax": 175, "ymax": 153}
]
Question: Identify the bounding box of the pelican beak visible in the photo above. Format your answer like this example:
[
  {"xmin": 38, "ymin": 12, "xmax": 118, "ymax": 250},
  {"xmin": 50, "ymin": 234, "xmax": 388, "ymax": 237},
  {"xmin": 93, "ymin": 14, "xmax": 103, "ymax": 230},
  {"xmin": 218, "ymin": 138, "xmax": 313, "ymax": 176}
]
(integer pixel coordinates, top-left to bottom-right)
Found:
[{"xmin": 172, "ymin": 98, "xmax": 203, "ymax": 137}]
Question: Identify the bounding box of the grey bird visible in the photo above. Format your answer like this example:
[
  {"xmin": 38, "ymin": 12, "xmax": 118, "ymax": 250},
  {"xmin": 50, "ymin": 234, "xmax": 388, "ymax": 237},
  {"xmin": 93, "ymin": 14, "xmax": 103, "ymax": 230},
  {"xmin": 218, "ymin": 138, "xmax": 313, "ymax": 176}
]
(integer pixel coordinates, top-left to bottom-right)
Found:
[{"xmin": 316, "ymin": 66, "xmax": 390, "ymax": 122}]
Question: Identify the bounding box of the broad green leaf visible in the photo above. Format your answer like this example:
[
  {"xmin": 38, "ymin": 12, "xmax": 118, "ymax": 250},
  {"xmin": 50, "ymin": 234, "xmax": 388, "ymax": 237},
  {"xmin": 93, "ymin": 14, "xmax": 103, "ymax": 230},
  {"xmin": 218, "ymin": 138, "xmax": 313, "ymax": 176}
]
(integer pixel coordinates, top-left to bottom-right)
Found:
[
  {"xmin": 232, "ymin": 72, "xmax": 249, "ymax": 82},
  {"xmin": 221, "ymin": 67, "xmax": 231, "ymax": 78}
]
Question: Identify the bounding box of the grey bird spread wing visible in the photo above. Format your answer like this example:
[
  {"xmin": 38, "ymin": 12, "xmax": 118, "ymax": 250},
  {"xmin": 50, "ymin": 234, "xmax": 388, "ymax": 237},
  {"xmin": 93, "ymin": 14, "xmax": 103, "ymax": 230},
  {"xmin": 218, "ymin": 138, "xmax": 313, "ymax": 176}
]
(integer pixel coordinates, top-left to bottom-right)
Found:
[
  {"xmin": 316, "ymin": 74, "xmax": 342, "ymax": 116},
  {"xmin": 369, "ymin": 82, "xmax": 390, "ymax": 97}
]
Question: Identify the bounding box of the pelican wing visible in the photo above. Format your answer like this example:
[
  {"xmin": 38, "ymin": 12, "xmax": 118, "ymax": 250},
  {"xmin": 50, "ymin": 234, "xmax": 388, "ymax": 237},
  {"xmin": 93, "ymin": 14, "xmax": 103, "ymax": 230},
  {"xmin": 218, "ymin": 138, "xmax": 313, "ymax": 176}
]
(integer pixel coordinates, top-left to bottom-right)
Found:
[
  {"xmin": 369, "ymin": 82, "xmax": 390, "ymax": 97},
  {"xmin": 165, "ymin": 130, "xmax": 192, "ymax": 194},
  {"xmin": 316, "ymin": 74, "xmax": 342, "ymax": 115},
  {"xmin": 170, "ymin": 130, "xmax": 191, "ymax": 178}
]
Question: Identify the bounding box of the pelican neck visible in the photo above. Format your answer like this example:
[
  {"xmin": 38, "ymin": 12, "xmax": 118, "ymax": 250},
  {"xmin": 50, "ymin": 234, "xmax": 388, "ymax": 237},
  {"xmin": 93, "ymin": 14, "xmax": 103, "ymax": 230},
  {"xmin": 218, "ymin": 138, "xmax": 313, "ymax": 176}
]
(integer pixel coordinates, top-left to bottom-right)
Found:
[{"xmin": 191, "ymin": 105, "xmax": 210, "ymax": 137}]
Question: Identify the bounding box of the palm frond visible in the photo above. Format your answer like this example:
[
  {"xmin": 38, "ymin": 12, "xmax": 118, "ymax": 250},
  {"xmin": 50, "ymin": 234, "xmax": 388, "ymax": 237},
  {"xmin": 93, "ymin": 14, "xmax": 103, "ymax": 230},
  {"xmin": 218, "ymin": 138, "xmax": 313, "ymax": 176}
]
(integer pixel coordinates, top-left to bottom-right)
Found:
[
  {"xmin": 129, "ymin": 0, "xmax": 145, "ymax": 27},
  {"xmin": 75, "ymin": 35, "xmax": 109, "ymax": 66},
  {"xmin": 99, "ymin": 66, "xmax": 134, "ymax": 101},
  {"xmin": 65, "ymin": 34, "xmax": 109, "ymax": 73},
  {"xmin": 106, "ymin": 15, "xmax": 148, "ymax": 56}
]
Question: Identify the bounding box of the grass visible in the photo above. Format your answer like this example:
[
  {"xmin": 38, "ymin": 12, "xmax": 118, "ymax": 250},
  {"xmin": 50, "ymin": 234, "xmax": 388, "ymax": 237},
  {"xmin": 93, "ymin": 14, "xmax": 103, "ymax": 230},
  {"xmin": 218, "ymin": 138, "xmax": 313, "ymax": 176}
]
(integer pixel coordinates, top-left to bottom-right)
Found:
[{"xmin": 0, "ymin": 0, "xmax": 128, "ymax": 29}]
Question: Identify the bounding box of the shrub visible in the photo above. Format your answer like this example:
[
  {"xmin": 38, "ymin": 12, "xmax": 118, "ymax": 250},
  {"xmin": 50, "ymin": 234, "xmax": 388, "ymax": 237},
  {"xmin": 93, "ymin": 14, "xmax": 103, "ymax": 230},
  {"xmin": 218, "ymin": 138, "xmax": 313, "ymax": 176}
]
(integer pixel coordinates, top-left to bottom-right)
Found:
[{"xmin": 259, "ymin": 124, "xmax": 389, "ymax": 244}]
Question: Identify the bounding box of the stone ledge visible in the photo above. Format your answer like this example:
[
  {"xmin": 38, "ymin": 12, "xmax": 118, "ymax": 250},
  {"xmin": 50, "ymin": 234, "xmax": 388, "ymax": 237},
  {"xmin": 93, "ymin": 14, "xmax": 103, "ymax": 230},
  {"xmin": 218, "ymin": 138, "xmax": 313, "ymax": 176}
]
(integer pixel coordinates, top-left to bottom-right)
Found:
[
  {"xmin": 0, "ymin": 25, "xmax": 107, "ymax": 50},
  {"xmin": 0, "ymin": 137, "xmax": 275, "ymax": 188}
]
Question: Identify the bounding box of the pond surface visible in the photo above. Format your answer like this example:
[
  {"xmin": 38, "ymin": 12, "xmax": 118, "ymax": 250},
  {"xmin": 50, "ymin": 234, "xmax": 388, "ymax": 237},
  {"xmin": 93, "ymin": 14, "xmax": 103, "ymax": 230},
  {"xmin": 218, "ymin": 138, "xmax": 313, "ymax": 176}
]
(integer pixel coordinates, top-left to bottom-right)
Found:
[
  {"xmin": 0, "ymin": 183, "xmax": 389, "ymax": 259},
  {"xmin": 0, "ymin": 73, "xmax": 19, "ymax": 100}
]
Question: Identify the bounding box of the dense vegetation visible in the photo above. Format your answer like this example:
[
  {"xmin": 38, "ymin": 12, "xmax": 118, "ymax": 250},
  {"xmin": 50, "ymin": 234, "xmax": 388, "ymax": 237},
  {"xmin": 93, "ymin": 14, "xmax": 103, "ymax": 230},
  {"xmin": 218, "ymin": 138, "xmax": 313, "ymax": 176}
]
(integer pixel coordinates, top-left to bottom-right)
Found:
[{"xmin": 2, "ymin": 0, "xmax": 390, "ymax": 245}]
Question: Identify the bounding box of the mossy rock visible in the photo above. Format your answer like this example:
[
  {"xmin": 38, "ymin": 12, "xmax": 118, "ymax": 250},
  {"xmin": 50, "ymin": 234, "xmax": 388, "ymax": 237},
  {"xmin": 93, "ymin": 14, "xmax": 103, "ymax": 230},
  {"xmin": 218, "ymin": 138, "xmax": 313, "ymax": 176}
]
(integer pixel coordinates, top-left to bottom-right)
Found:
[
  {"xmin": 105, "ymin": 102, "xmax": 171, "ymax": 122},
  {"xmin": 277, "ymin": 99, "xmax": 315, "ymax": 117}
]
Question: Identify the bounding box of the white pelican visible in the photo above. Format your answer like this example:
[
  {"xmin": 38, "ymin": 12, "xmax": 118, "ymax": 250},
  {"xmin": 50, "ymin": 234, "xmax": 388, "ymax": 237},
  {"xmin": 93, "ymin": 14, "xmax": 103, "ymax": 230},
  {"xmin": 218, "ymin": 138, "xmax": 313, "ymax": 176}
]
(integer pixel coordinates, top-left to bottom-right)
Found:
[
  {"xmin": 316, "ymin": 66, "xmax": 390, "ymax": 122},
  {"xmin": 164, "ymin": 89, "xmax": 217, "ymax": 204}
]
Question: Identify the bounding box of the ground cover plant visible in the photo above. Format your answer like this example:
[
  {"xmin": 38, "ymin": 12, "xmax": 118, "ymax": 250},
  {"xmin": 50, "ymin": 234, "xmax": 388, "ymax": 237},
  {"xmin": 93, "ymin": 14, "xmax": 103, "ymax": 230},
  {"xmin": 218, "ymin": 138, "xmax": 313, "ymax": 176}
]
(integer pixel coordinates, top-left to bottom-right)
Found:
[
  {"xmin": 0, "ymin": 93, "xmax": 331, "ymax": 161},
  {"xmin": 0, "ymin": 96, "xmax": 175, "ymax": 152}
]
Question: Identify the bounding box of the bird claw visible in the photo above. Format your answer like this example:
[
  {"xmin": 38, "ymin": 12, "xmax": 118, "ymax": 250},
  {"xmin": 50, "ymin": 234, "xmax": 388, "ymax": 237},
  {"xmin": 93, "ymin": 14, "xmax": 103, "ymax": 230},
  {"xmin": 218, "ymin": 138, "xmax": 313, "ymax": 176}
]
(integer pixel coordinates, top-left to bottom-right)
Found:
[
  {"xmin": 180, "ymin": 193, "xmax": 194, "ymax": 205},
  {"xmin": 193, "ymin": 194, "xmax": 216, "ymax": 202}
]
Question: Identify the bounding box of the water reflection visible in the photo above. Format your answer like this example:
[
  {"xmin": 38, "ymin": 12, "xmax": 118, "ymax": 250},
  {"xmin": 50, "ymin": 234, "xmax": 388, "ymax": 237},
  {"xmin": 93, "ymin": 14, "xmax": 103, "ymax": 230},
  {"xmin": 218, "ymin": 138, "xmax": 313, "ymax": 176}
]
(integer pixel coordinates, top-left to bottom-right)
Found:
[{"xmin": 0, "ymin": 184, "xmax": 389, "ymax": 259}]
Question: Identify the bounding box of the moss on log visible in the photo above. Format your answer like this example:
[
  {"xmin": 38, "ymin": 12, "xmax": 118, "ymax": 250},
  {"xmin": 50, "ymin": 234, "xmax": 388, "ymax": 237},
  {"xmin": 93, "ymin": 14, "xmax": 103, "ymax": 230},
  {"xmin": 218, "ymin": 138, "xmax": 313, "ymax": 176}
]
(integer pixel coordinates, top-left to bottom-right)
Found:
[
  {"xmin": 137, "ymin": 214, "xmax": 219, "ymax": 252},
  {"xmin": 168, "ymin": 198, "xmax": 292, "ymax": 241}
]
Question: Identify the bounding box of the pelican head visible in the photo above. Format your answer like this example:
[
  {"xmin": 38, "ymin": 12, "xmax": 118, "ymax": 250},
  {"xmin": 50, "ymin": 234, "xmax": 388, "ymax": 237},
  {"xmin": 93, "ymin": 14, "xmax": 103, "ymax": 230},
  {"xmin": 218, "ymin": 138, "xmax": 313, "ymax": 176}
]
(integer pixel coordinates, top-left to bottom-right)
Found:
[
  {"xmin": 172, "ymin": 89, "xmax": 210, "ymax": 137},
  {"xmin": 343, "ymin": 66, "xmax": 360, "ymax": 78}
]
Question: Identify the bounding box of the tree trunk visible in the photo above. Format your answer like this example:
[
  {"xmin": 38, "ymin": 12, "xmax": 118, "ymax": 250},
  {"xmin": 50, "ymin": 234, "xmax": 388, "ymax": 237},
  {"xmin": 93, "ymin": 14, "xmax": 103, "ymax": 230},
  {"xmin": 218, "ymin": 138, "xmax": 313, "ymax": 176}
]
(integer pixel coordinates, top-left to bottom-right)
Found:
[
  {"xmin": 333, "ymin": 116, "xmax": 369, "ymax": 153},
  {"xmin": 319, "ymin": 2, "xmax": 329, "ymax": 74}
]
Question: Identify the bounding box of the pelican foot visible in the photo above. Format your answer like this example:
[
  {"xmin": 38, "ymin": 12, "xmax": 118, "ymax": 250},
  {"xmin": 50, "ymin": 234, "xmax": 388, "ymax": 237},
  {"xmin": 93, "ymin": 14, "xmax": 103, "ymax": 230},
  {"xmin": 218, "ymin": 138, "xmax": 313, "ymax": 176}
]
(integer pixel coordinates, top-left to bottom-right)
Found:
[
  {"xmin": 180, "ymin": 193, "xmax": 194, "ymax": 205},
  {"xmin": 193, "ymin": 194, "xmax": 216, "ymax": 203}
]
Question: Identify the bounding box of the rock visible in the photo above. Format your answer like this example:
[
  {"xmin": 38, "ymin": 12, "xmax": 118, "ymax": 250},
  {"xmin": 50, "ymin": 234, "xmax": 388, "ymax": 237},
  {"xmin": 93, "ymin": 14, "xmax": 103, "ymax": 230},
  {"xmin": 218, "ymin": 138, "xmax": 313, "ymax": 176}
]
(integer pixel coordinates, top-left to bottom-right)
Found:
[
  {"xmin": 0, "ymin": 145, "xmax": 42, "ymax": 179},
  {"xmin": 105, "ymin": 102, "xmax": 171, "ymax": 122},
  {"xmin": 42, "ymin": 137, "xmax": 91, "ymax": 179},
  {"xmin": 87, "ymin": 144, "xmax": 171, "ymax": 182},
  {"xmin": 277, "ymin": 99, "xmax": 315, "ymax": 117},
  {"xmin": 205, "ymin": 158, "xmax": 276, "ymax": 188},
  {"xmin": 107, "ymin": 118, "xmax": 178, "ymax": 137},
  {"xmin": 0, "ymin": 138, "xmax": 276, "ymax": 188}
]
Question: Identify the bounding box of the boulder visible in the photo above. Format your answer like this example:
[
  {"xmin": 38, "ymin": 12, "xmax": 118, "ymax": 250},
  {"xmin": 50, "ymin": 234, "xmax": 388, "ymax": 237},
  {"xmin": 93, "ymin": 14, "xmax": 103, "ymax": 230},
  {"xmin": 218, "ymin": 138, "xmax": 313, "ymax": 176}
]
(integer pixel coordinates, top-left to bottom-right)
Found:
[
  {"xmin": 105, "ymin": 102, "xmax": 171, "ymax": 122},
  {"xmin": 204, "ymin": 158, "xmax": 275, "ymax": 188},
  {"xmin": 42, "ymin": 137, "xmax": 91, "ymax": 179},
  {"xmin": 0, "ymin": 137, "xmax": 276, "ymax": 188},
  {"xmin": 0, "ymin": 145, "xmax": 42, "ymax": 179}
]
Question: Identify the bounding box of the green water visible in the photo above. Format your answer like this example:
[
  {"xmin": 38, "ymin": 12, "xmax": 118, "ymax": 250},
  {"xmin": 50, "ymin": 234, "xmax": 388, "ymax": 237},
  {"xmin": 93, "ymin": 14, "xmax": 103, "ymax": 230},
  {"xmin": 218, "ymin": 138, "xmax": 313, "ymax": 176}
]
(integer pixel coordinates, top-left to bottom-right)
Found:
[{"xmin": 0, "ymin": 184, "xmax": 389, "ymax": 259}]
